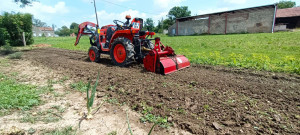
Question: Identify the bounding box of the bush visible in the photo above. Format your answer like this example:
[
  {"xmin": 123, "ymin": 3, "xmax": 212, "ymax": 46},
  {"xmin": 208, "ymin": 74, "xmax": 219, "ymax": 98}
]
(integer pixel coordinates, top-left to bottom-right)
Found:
[
  {"xmin": 8, "ymin": 52, "xmax": 23, "ymax": 59},
  {"xmin": 2, "ymin": 44, "xmax": 13, "ymax": 54},
  {"xmin": 0, "ymin": 12, "xmax": 34, "ymax": 46},
  {"xmin": 0, "ymin": 28, "xmax": 8, "ymax": 46}
]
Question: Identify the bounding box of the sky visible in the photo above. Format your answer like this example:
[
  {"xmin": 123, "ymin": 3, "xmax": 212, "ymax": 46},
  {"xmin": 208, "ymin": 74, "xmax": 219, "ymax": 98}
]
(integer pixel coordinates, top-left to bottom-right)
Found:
[{"xmin": 1, "ymin": 0, "xmax": 299, "ymax": 30}]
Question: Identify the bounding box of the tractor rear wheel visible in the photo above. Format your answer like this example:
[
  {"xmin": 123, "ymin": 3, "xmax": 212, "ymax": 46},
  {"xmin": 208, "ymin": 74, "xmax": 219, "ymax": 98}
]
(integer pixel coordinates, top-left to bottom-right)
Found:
[
  {"xmin": 88, "ymin": 46, "xmax": 100, "ymax": 63},
  {"xmin": 110, "ymin": 37, "xmax": 135, "ymax": 67}
]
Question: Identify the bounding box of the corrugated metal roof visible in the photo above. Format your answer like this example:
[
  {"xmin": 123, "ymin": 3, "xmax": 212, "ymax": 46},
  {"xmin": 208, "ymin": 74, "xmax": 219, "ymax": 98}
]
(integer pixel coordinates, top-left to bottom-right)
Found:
[
  {"xmin": 39, "ymin": 27, "xmax": 54, "ymax": 31},
  {"xmin": 177, "ymin": 4, "xmax": 277, "ymax": 20},
  {"xmin": 177, "ymin": 4, "xmax": 276, "ymax": 20},
  {"xmin": 276, "ymin": 7, "xmax": 300, "ymax": 18}
]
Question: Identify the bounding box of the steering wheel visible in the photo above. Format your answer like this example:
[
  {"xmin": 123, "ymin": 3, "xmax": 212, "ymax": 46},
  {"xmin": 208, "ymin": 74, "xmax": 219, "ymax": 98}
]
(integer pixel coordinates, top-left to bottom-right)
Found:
[{"xmin": 113, "ymin": 20, "xmax": 125, "ymax": 30}]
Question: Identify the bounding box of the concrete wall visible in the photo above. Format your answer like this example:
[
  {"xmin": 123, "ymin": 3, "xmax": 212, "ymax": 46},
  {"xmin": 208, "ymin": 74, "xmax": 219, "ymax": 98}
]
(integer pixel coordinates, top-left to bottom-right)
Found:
[
  {"xmin": 177, "ymin": 18, "xmax": 209, "ymax": 35},
  {"xmin": 170, "ymin": 6, "xmax": 276, "ymax": 35},
  {"xmin": 168, "ymin": 24, "xmax": 177, "ymax": 36}
]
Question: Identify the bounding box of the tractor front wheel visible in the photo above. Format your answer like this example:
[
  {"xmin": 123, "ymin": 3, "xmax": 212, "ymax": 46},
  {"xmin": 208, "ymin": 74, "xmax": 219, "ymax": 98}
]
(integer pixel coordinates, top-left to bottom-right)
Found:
[
  {"xmin": 88, "ymin": 46, "xmax": 100, "ymax": 62},
  {"xmin": 110, "ymin": 37, "xmax": 135, "ymax": 67}
]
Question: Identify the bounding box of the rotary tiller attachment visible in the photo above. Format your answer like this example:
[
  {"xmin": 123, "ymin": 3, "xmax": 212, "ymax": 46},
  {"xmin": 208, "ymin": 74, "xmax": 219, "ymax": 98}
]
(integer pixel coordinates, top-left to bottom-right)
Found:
[{"xmin": 143, "ymin": 37, "xmax": 190, "ymax": 75}]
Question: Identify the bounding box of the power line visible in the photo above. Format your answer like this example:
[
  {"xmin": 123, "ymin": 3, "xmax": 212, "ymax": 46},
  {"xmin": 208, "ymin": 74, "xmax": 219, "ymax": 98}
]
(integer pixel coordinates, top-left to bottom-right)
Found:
[{"xmin": 98, "ymin": 0, "xmax": 162, "ymax": 16}]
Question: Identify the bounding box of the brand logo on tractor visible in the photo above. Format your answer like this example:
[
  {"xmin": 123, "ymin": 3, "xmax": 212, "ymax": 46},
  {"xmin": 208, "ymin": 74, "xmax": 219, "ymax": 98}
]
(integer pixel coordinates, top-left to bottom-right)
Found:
[{"xmin": 177, "ymin": 58, "xmax": 182, "ymax": 63}]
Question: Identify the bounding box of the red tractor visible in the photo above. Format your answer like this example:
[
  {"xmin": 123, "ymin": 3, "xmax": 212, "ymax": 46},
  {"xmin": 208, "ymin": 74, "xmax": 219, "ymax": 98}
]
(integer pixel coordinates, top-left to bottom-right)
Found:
[{"xmin": 74, "ymin": 15, "xmax": 190, "ymax": 75}]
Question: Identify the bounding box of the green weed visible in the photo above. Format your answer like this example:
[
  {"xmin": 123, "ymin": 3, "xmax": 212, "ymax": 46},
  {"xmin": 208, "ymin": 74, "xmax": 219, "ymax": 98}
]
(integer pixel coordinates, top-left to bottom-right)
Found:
[
  {"xmin": 20, "ymin": 105, "xmax": 64, "ymax": 124},
  {"xmin": 0, "ymin": 58, "xmax": 10, "ymax": 67},
  {"xmin": 0, "ymin": 73, "xmax": 41, "ymax": 116},
  {"xmin": 203, "ymin": 105, "xmax": 211, "ymax": 112},
  {"xmin": 139, "ymin": 102, "xmax": 171, "ymax": 128},
  {"xmin": 107, "ymin": 131, "xmax": 117, "ymax": 135},
  {"xmin": 2, "ymin": 44, "xmax": 13, "ymax": 54},
  {"xmin": 8, "ymin": 52, "xmax": 23, "ymax": 59},
  {"xmin": 70, "ymin": 81, "xmax": 88, "ymax": 92}
]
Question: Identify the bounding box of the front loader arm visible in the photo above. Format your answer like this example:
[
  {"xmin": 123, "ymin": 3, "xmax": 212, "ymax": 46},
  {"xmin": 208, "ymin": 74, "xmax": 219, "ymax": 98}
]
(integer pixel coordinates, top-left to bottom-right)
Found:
[{"xmin": 74, "ymin": 22, "xmax": 98, "ymax": 46}]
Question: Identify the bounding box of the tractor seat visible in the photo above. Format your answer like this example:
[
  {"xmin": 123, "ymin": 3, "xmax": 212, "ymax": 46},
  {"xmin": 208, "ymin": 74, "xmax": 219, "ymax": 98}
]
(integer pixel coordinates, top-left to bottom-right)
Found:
[{"xmin": 139, "ymin": 31, "xmax": 146, "ymax": 36}]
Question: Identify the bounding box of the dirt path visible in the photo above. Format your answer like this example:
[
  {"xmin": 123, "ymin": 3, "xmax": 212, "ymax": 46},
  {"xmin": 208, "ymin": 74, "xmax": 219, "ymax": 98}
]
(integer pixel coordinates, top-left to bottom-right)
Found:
[{"xmin": 22, "ymin": 48, "xmax": 300, "ymax": 134}]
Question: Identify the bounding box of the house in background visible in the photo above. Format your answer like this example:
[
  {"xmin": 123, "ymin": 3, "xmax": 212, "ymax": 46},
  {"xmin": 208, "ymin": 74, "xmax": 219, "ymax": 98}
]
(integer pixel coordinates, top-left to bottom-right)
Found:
[
  {"xmin": 32, "ymin": 26, "xmax": 55, "ymax": 37},
  {"xmin": 275, "ymin": 7, "xmax": 300, "ymax": 31}
]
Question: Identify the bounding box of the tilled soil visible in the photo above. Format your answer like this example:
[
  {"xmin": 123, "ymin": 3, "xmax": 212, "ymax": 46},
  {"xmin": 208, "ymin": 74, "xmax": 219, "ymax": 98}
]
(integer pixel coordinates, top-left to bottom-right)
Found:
[{"xmin": 23, "ymin": 48, "xmax": 300, "ymax": 134}]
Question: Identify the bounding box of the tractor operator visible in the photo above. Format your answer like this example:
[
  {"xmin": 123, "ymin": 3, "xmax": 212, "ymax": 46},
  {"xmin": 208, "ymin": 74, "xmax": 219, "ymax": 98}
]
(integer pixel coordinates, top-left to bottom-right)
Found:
[{"xmin": 105, "ymin": 15, "xmax": 132, "ymax": 48}]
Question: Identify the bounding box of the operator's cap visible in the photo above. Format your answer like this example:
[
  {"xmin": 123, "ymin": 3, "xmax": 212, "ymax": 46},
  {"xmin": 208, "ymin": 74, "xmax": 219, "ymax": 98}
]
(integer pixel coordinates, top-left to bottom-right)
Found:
[{"xmin": 125, "ymin": 15, "xmax": 131, "ymax": 20}]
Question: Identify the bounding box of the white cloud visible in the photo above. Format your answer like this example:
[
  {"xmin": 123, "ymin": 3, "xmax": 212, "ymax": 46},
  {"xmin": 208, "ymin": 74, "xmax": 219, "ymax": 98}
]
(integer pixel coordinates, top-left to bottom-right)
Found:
[
  {"xmin": 198, "ymin": 7, "xmax": 229, "ymax": 15},
  {"xmin": 82, "ymin": 0, "xmax": 131, "ymax": 3},
  {"xmin": 153, "ymin": 0, "xmax": 185, "ymax": 9},
  {"xmin": 0, "ymin": 1, "xmax": 69, "ymax": 23},
  {"xmin": 22, "ymin": 2, "xmax": 69, "ymax": 14},
  {"xmin": 152, "ymin": 11, "xmax": 168, "ymax": 23},
  {"xmin": 223, "ymin": 0, "xmax": 247, "ymax": 4},
  {"xmin": 89, "ymin": 9, "xmax": 147, "ymax": 26}
]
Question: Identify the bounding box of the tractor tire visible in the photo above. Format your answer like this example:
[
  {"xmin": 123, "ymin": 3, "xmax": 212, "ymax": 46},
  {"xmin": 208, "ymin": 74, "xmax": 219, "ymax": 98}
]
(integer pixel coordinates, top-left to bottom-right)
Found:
[
  {"xmin": 88, "ymin": 46, "xmax": 100, "ymax": 63},
  {"xmin": 110, "ymin": 37, "xmax": 135, "ymax": 67}
]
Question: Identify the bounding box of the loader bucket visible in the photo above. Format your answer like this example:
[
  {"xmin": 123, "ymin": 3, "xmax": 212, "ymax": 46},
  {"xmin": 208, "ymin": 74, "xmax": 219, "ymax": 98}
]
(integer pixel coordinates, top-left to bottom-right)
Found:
[{"xmin": 143, "ymin": 49, "xmax": 190, "ymax": 75}]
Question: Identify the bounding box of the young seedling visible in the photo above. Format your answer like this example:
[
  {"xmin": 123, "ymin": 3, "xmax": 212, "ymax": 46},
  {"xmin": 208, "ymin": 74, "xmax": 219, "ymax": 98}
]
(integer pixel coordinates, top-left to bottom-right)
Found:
[
  {"xmin": 78, "ymin": 72, "xmax": 105, "ymax": 128},
  {"xmin": 126, "ymin": 110, "xmax": 160, "ymax": 135}
]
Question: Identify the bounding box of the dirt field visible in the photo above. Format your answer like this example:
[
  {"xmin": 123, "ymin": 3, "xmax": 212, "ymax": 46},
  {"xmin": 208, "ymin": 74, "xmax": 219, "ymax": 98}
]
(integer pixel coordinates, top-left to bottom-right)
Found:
[{"xmin": 20, "ymin": 47, "xmax": 300, "ymax": 134}]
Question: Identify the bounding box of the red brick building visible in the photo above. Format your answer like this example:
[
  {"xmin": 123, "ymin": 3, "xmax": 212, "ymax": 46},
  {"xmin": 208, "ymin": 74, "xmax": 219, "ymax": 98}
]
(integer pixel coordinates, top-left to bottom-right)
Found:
[{"xmin": 275, "ymin": 7, "xmax": 300, "ymax": 29}]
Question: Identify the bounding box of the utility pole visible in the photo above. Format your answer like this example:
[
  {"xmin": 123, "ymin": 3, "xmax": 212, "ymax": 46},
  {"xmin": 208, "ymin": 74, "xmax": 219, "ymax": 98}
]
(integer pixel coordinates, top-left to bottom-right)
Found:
[
  {"xmin": 22, "ymin": 32, "xmax": 26, "ymax": 46},
  {"xmin": 93, "ymin": 0, "xmax": 99, "ymax": 27}
]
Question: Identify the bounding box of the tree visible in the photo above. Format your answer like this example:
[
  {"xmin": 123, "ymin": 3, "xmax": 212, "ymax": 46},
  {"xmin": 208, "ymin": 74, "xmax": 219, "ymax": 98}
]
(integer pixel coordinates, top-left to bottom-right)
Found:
[
  {"xmin": 162, "ymin": 18, "xmax": 174, "ymax": 30},
  {"xmin": 70, "ymin": 22, "xmax": 79, "ymax": 30},
  {"xmin": 69, "ymin": 22, "xmax": 79, "ymax": 34},
  {"xmin": 0, "ymin": 15, "xmax": 7, "ymax": 46},
  {"xmin": 168, "ymin": 6, "xmax": 191, "ymax": 22},
  {"xmin": 162, "ymin": 6, "xmax": 191, "ymax": 30},
  {"xmin": 154, "ymin": 18, "xmax": 164, "ymax": 33},
  {"xmin": 55, "ymin": 26, "xmax": 71, "ymax": 36},
  {"xmin": 0, "ymin": 12, "xmax": 34, "ymax": 46},
  {"xmin": 14, "ymin": 0, "xmax": 36, "ymax": 7},
  {"xmin": 32, "ymin": 18, "xmax": 47, "ymax": 27},
  {"xmin": 52, "ymin": 24, "xmax": 57, "ymax": 31},
  {"xmin": 144, "ymin": 18, "xmax": 155, "ymax": 31},
  {"xmin": 277, "ymin": 1, "xmax": 296, "ymax": 9}
]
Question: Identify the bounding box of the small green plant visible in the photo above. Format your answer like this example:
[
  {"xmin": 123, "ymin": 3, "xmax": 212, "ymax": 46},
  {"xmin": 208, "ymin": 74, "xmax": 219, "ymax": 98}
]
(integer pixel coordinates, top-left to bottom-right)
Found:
[
  {"xmin": 78, "ymin": 72, "xmax": 105, "ymax": 128},
  {"xmin": 70, "ymin": 81, "xmax": 88, "ymax": 92},
  {"xmin": 59, "ymin": 76, "xmax": 69, "ymax": 83},
  {"xmin": 107, "ymin": 131, "xmax": 117, "ymax": 135},
  {"xmin": 8, "ymin": 52, "xmax": 23, "ymax": 59},
  {"xmin": 2, "ymin": 44, "xmax": 13, "ymax": 54},
  {"xmin": 86, "ymin": 73, "xmax": 100, "ymax": 119},
  {"xmin": 126, "ymin": 109, "xmax": 169, "ymax": 135},
  {"xmin": 20, "ymin": 105, "xmax": 64, "ymax": 124},
  {"xmin": 139, "ymin": 102, "xmax": 171, "ymax": 128},
  {"xmin": 45, "ymin": 79, "xmax": 55, "ymax": 92},
  {"xmin": 203, "ymin": 104, "xmax": 211, "ymax": 112}
]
